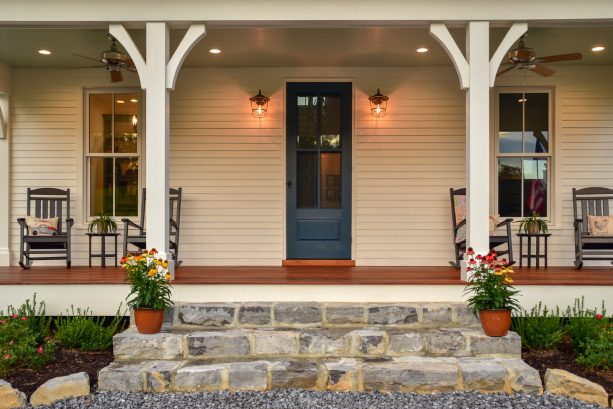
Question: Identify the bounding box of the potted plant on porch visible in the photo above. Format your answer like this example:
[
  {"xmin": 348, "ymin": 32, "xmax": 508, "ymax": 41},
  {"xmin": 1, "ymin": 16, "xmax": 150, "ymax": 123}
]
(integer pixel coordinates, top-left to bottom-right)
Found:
[
  {"xmin": 464, "ymin": 248, "xmax": 521, "ymax": 337},
  {"xmin": 121, "ymin": 249, "xmax": 172, "ymax": 334},
  {"xmin": 87, "ymin": 214, "xmax": 118, "ymax": 234},
  {"xmin": 518, "ymin": 212, "xmax": 548, "ymax": 234}
]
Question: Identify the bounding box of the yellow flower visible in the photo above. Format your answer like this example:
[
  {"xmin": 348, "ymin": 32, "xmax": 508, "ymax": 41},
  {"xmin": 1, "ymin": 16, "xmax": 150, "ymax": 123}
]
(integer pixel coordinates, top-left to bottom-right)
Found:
[
  {"xmin": 148, "ymin": 268, "xmax": 157, "ymax": 277},
  {"xmin": 163, "ymin": 262, "xmax": 169, "ymax": 269},
  {"xmin": 165, "ymin": 273, "xmax": 171, "ymax": 281},
  {"xmin": 505, "ymin": 277, "xmax": 513, "ymax": 284}
]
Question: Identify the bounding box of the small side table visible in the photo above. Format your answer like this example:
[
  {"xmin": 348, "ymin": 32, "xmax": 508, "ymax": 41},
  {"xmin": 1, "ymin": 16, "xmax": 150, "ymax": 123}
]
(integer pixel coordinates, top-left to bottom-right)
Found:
[
  {"xmin": 86, "ymin": 232, "xmax": 119, "ymax": 268},
  {"xmin": 517, "ymin": 233, "xmax": 551, "ymax": 269}
]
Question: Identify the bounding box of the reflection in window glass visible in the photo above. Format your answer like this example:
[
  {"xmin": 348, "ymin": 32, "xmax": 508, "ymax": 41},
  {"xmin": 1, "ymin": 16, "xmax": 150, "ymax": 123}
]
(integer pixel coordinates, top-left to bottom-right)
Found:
[
  {"xmin": 297, "ymin": 152, "xmax": 318, "ymax": 208},
  {"xmin": 498, "ymin": 93, "xmax": 523, "ymax": 153},
  {"xmin": 114, "ymin": 94, "xmax": 139, "ymax": 153},
  {"xmin": 115, "ymin": 157, "xmax": 139, "ymax": 216},
  {"xmin": 498, "ymin": 158, "xmax": 522, "ymax": 217},
  {"xmin": 297, "ymin": 96, "xmax": 317, "ymax": 149},
  {"xmin": 524, "ymin": 93, "xmax": 549, "ymax": 154},
  {"xmin": 90, "ymin": 157, "xmax": 113, "ymax": 215},
  {"xmin": 320, "ymin": 152, "xmax": 341, "ymax": 209},
  {"xmin": 523, "ymin": 158, "xmax": 547, "ymax": 216},
  {"xmin": 89, "ymin": 94, "xmax": 113, "ymax": 153}
]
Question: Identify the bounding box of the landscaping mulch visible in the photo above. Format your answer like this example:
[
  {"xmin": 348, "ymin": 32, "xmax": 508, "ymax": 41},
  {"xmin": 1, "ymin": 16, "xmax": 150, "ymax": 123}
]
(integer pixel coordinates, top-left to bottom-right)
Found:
[
  {"xmin": 522, "ymin": 340, "xmax": 612, "ymax": 403},
  {"xmin": 4, "ymin": 347, "xmax": 113, "ymax": 398}
]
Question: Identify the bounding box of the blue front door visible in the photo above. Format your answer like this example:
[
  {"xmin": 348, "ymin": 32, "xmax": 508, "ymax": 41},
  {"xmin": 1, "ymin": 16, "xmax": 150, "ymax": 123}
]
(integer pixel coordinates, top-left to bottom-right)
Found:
[{"xmin": 286, "ymin": 82, "xmax": 352, "ymax": 259}]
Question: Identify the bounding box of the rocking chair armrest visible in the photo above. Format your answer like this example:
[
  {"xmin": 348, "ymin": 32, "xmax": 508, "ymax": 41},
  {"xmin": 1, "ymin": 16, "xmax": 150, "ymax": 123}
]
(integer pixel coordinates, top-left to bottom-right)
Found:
[
  {"xmin": 65, "ymin": 218, "xmax": 75, "ymax": 227},
  {"xmin": 453, "ymin": 219, "xmax": 466, "ymax": 232},
  {"xmin": 17, "ymin": 218, "xmax": 28, "ymax": 235},
  {"xmin": 574, "ymin": 218, "xmax": 584, "ymax": 231},
  {"xmin": 496, "ymin": 218, "xmax": 513, "ymax": 228},
  {"xmin": 169, "ymin": 218, "xmax": 179, "ymax": 230},
  {"xmin": 122, "ymin": 218, "xmax": 144, "ymax": 236},
  {"xmin": 17, "ymin": 217, "xmax": 27, "ymax": 227}
]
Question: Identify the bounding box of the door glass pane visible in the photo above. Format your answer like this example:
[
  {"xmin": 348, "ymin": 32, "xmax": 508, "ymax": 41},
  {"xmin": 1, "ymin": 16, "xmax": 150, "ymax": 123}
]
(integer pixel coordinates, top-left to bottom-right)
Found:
[
  {"xmin": 115, "ymin": 157, "xmax": 139, "ymax": 216},
  {"xmin": 498, "ymin": 157, "xmax": 522, "ymax": 217},
  {"xmin": 321, "ymin": 95, "xmax": 341, "ymax": 149},
  {"xmin": 498, "ymin": 93, "xmax": 523, "ymax": 153},
  {"xmin": 89, "ymin": 94, "xmax": 113, "ymax": 153},
  {"xmin": 321, "ymin": 152, "xmax": 341, "ymax": 209},
  {"xmin": 297, "ymin": 96, "xmax": 318, "ymax": 149},
  {"xmin": 523, "ymin": 158, "xmax": 548, "ymax": 216},
  {"xmin": 297, "ymin": 152, "xmax": 317, "ymax": 208},
  {"xmin": 90, "ymin": 157, "xmax": 113, "ymax": 215},
  {"xmin": 524, "ymin": 93, "xmax": 549, "ymax": 154},
  {"xmin": 114, "ymin": 93, "xmax": 139, "ymax": 153}
]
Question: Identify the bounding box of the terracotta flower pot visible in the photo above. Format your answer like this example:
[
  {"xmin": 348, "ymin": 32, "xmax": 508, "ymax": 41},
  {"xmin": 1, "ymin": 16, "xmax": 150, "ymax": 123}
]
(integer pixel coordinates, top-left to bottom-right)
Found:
[
  {"xmin": 133, "ymin": 308, "xmax": 164, "ymax": 334},
  {"xmin": 479, "ymin": 309, "xmax": 512, "ymax": 337}
]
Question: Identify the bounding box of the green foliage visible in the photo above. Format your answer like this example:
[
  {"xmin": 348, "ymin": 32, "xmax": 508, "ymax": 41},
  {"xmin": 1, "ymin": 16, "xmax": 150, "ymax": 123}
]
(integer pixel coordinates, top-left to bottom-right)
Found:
[
  {"xmin": 2, "ymin": 293, "xmax": 52, "ymax": 344},
  {"xmin": 511, "ymin": 302, "xmax": 565, "ymax": 350},
  {"xmin": 565, "ymin": 297, "xmax": 609, "ymax": 354},
  {"xmin": 576, "ymin": 328, "xmax": 612, "ymax": 370},
  {"xmin": 123, "ymin": 250, "xmax": 173, "ymax": 310},
  {"xmin": 464, "ymin": 250, "xmax": 521, "ymax": 314},
  {"xmin": 55, "ymin": 305, "xmax": 127, "ymax": 351},
  {"xmin": 87, "ymin": 214, "xmax": 118, "ymax": 233},
  {"xmin": 518, "ymin": 211, "xmax": 548, "ymax": 233},
  {"xmin": 0, "ymin": 297, "xmax": 55, "ymax": 376}
]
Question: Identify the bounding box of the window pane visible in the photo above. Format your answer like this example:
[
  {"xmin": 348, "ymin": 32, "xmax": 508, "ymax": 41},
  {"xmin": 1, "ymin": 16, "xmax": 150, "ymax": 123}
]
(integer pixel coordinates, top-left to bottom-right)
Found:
[
  {"xmin": 89, "ymin": 94, "xmax": 113, "ymax": 153},
  {"xmin": 115, "ymin": 157, "xmax": 139, "ymax": 216},
  {"xmin": 523, "ymin": 158, "xmax": 548, "ymax": 216},
  {"xmin": 321, "ymin": 95, "xmax": 341, "ymax": 149},
  {"xmin": 114, "ymin": 93, "xmax": 139, "ymax": 153},
  {"xmin": 320, "ymin": 152, "xmax": 341, "ymax": 209},
  {"xmin": 498, "ymin": 93, "xmax": 523, "ymax": 153},
  {"xmin": 90, "ymin": 157, "xmax": 113, "ymax": 215},
  {"xmin": 297, "ymin": 96, "xmax": 317, "ymax": 149},
  {"xmin": 524, "ymin": 93, "xmax": 549, "ymax": 154},
  {"xmin": 498, "ymin": 157, "xmax": 522, "ymax": 217},
  {"xmin": 297, "ymin": 152, "xmax": 317, "ymax": 208}
]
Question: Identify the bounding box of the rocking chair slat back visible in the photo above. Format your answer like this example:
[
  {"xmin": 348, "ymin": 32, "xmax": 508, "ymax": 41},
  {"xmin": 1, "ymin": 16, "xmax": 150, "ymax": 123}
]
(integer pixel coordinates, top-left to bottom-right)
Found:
[
  {"xmin": 573, "ymin": 187, "xmax": 613, "ymax": 235},
  {"xmin": 27, "ymin": 188, "xmax": 71, "ymax": 234}
]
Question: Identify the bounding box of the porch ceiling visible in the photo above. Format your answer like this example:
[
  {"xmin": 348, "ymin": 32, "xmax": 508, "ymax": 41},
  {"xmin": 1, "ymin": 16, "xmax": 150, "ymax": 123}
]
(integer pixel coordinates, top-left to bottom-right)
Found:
[{"xmin": 0, "ymin": 25, "xmax": 612, "ymax": 68}]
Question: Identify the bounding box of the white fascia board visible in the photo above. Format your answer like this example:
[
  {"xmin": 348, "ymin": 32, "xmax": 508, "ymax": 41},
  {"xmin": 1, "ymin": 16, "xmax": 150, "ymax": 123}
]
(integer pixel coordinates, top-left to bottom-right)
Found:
[{"xmin": 1, "ymin": 0, "xmax": 613, "ymax": 23}]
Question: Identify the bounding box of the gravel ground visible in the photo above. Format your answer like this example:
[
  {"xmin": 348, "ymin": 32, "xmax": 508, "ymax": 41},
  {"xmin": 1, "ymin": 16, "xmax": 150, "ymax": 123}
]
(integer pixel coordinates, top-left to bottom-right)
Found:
[{"xmin": 30, "ymin": 390, "xmax": 606, "ymax": 409}]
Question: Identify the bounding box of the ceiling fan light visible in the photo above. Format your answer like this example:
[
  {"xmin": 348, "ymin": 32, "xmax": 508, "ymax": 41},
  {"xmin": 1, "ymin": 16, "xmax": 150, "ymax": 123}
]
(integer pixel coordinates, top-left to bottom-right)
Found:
[
  {"xmin": 591, "ymin": 45, "xmax": 606, "ymax": 52},
  {"xmin": 209, "ymin": 48, "xmax": 222, "ymax": 54},
  {"xmin": 38, "ymin": 49, "xmax": 51, "ymax": 55},
  {"xmin": 416, "ymin": 47, "xmax": 428, "ymax": 53}
]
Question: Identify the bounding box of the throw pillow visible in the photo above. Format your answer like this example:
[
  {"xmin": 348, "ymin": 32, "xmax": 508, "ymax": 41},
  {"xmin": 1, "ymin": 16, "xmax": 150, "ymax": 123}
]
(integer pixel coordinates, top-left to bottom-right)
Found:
[
  {"xmin": 587, "ymin": 215, "xmax": 613, "ymax": 236},
  {"xmin": 25, "ymin": 216, "xmax": 58, "ymax": 236},
  {"xmin": 489, "ymin": 214, "xmax": 499, "ymax": 236}
]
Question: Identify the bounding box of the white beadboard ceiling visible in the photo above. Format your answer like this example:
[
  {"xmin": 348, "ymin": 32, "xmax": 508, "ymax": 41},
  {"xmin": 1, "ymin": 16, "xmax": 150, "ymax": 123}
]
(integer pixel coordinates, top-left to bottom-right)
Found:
[{"xmin": 0, "ymin": 26, "xmax": 611, "ymax": 68}]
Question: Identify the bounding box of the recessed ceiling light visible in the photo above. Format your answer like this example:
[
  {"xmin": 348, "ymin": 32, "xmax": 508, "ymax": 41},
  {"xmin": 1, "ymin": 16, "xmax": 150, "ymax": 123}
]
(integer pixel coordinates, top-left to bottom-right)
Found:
[
  {"xmin": 116, "ymin": 100, "xmax": 125, "ymax": 104},
  {"xmin": 130, "ymin": 98, "xmax": 138, "ymax": 103},
  {"xmin": 38, "ymin": 49, "xmax": 51, "ymax": 55},
  {"xmin": 209, "ymin": 48, "xmax": 221, "ymax": 54},
  {"xmin": 592, "ymin": 45, "xmax": 606, "ymax": 52},
  {"xmin": 416, "ymin": 47, "xmax": 428, "ymax": 53}
]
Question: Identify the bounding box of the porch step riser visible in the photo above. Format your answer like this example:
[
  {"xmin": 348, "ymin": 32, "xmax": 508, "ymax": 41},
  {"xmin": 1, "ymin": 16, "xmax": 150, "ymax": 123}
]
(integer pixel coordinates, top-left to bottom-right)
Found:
[
  {"xmin": 98, "ymin": 357, "xmax": 543, "ymax": 395},
  {"xmin": 113, "ymin": 328, "xmax": 521, "ymax": 361},
  {"xmin": 163, "ymin": 302, "xmax": 480, "ymax": 330}
]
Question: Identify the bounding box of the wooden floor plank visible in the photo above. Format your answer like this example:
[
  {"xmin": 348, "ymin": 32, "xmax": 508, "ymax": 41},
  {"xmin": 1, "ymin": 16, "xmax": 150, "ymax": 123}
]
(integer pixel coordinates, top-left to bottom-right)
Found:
[{"xmin": 0, "ymin": 265, "xmax": 611, "ymax": 286}]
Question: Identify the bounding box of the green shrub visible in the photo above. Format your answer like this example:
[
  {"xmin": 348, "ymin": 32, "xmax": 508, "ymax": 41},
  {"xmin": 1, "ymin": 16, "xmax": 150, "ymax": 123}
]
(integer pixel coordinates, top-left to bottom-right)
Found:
[
  {"xmin": 3, "ymin": 294, "xmax": 52, "ymax": 344},
  {"xmin": 0, "ymin": 312, "xmax": 55, "ymax": 376},
  {"xmin": 512, "ymin": 302, "xmax": 566, "ymax": 350},
  {"xmin": 55, "ymin": 305, "xmax": 126, "ymax": 351},
  {"xmin": 576, "ymin": 328, "xmax": 612, "ymax": 370},
  {"xmin": 565, "ymin": 297, "xmax": 609, "ymax": 354}
]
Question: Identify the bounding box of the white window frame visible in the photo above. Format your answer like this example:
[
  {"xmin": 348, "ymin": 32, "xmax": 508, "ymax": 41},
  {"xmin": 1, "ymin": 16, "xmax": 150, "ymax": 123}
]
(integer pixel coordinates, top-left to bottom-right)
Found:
[
  {"xmin": 84, "ymin": 88, "xmax": 143, "ymax": 220},
  {"xmin": 494, "ymin": 87, "xmax": 554, "ymax": 220}
]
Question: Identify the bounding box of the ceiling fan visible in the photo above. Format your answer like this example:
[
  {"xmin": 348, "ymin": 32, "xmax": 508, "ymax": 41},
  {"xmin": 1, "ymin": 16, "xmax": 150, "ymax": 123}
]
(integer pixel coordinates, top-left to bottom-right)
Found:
[
  {"xmin": 497, "ymin": 35, "xmax": 582, "ymax": 77},
  {"xmin": 73, "ymin": 35, "xmax": 136, "ymax": 82}
]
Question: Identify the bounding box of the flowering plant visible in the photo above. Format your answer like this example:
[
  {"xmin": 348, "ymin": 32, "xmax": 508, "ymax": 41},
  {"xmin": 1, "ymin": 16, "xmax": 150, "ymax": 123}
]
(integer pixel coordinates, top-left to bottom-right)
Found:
[
  {"xmin": 121, "ymin": 249, "xmax": 173, "ymax": 311},
  {"xmin": 0, "ymin": 314, "xmax": 54, "ymax": 376},
  {"xmin": 463, "ymin": 248, "xmax": 521, "ymax": 314}
]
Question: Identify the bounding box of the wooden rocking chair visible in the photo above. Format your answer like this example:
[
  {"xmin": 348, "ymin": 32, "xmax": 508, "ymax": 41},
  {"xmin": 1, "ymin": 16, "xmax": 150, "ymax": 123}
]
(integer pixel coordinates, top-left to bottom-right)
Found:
[
  {"xmin": 450, "ymin": 188, "xmax": 514, "ymax": 268},
  {"xmin": 122, "ymin": 187, "xmax": 182, "ymax": 264},
  {"xmin": 572, "ymin": 187, "xmax": 613, "ymax": 269},
  {"xmin": 17, "ymin": 188, "xmax": 73, "ymax": 269}
]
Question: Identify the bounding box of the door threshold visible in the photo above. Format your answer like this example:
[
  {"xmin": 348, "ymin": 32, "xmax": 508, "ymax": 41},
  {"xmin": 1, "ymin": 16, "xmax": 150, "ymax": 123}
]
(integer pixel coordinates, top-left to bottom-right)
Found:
[{"xmin": 282, "ymin": 259, "xmax": 356, "ymax": 267}]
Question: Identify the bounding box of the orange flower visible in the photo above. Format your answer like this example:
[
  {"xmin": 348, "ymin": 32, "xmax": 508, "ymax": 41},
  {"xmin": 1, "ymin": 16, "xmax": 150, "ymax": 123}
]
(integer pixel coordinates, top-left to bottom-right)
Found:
[
  {"xmin": 148, "ymin": 269, "xmax": 157, "ymax": 277},
  {"xmin": 150, "ymin": 248, "xmax": 158, "ymax": 255}
]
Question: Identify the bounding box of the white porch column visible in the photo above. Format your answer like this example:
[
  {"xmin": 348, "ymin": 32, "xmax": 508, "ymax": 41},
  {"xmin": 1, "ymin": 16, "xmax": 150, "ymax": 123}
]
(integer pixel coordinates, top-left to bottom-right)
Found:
[
  {"xmin": 0, "ymin": 62, "xmax": 11, "ymax": 266},
  {"xmin": 110, "ymin": 22, "xmax": 205, "ymax": 275},
  {"xmin": 431, "ymin": 21, "xmax": 527, "ymax": 279}
]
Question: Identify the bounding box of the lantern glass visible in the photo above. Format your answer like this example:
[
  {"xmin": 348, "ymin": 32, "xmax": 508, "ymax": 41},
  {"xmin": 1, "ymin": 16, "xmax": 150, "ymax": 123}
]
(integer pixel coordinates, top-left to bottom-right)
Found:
[
  {"xmin": 250, "ymin": 90, "xmax": 269, "ymax": 119},
  {"xmin": 368, "ymin": 89, "xmax": 389, "ymax": 118}
]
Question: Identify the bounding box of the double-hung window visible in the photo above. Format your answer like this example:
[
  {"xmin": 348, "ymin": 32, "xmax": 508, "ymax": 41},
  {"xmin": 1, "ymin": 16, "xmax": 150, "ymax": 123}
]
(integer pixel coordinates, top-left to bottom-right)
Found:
[
  {"xmin": 495, "ymin": 89, "xmax": 552, "ymax": 218},
  {"xmin": 86, "ymin": 90, "xmax": 141, "ymax": 218}
]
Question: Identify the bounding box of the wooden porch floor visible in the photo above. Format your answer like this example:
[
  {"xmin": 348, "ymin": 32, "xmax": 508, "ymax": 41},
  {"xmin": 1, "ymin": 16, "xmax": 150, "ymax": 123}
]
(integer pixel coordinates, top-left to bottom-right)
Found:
[{"xmin": 0, "ymin": 265, "xmax": 612, "ymax": 285}]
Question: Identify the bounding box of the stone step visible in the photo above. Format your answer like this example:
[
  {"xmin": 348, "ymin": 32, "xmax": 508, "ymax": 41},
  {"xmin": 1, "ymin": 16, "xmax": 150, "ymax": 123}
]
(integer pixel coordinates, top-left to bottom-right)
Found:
[
  {"xmin": 113, "ymin": 327, "xmax": 521, "ymax": 361},
  {"xmin": 163, "ymin": 302, "xmax": 479, "ymax": 330},
  {"xmin": 98, "ymin": 356, "xmax": 543, "ymax": 395}
]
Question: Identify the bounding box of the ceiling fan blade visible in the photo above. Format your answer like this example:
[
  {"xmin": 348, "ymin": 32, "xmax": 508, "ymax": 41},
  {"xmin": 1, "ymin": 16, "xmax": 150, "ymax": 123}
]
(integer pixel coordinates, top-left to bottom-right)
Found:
[
  {"xmin": 72, "ymin": 53, "xmax": 102, "ymax": 63},
  {"xmin": 538, "ymin": 53, "xmax": 582, "ymax": 63},
  {"xmin": 496, "ymin": 66, "xmax": 515, "ymax": 77},
  {"xmin": 110, "ymin": 70, "xmax": 123, "ymax": 83},
  {"xmin": 529, "ymin": 64, "xmax": 555, "ymax": 77},
  {"xmin": 68, "ymin": 65, "xmax": 105, "ymax": 69}
]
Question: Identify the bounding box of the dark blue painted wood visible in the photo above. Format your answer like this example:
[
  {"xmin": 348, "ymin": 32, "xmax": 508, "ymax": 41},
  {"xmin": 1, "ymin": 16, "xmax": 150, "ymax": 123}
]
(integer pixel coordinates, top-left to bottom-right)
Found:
[{"xmin": 286, "ymin": 82, "xmax": 352, "ymax": 259}]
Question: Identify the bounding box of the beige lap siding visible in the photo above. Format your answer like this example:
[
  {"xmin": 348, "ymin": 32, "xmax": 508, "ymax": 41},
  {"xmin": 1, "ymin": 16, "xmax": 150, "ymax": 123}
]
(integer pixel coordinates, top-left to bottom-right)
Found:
[{"xmin": 9, "ymin": 66, "xmax": 613, "ymax": 266}]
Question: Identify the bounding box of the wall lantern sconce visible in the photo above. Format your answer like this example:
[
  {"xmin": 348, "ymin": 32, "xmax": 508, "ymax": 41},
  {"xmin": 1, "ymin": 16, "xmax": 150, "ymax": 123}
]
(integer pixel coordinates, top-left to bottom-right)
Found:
[
  {"xmin": 250, "ymin": 89, "xmax": 270, "ymax": 118},
  {"xmin": 368, "ymin": 89, "xmax": 389, "ymax": 118}
]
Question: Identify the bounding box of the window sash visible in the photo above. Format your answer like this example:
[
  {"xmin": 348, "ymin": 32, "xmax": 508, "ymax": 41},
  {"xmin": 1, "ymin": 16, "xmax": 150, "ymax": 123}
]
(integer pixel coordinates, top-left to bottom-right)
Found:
[
  {"xmin": 85, "ymin": 89, "xmax": 142, "ymax": 219},
  {"xmin": 495, "ymin": 88, "xmax": 553, "ymax": 219}
]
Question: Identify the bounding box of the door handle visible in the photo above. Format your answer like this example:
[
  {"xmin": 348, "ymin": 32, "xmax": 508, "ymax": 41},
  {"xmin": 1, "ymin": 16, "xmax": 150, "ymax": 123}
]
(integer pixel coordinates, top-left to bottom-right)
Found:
[{"xmin": 287, "ymin": 180, "xmax": 292, "ymax": 188}]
